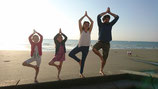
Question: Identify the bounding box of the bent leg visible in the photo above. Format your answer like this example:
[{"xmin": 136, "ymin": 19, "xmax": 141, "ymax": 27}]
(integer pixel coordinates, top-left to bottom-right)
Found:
[
  {"xmin": 92, "ymin": 48, "xmax": 104, "ymax": 61},
  {"xmin": 92, "ymin": 42, "xmax": 103, "ymax": 61},
  {"xmin": 49, "ymin": 60, "xmax": 59, "ymax": 70},
  {"xmin": 22, "ymin": 58, "xmax": 36, "ymax": 69},
  {"xmin": 69, "ymin": 46, "xmax": 81, "ymax": 62}
]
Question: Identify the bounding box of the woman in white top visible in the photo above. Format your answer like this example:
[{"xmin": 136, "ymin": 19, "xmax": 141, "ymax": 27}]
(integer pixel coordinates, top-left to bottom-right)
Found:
[{"xmin": 69, "ymin": 11, "xmax": 93, "ymax": 78}]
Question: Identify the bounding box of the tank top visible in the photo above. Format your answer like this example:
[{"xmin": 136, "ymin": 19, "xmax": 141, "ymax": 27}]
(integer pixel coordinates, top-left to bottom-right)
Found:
[{"xmin": 78, "ymin": 31, "xmax": 91, "ymax": 47}]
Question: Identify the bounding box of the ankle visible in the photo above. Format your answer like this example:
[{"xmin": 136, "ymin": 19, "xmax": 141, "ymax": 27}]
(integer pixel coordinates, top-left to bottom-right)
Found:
[
  {"xmin": 100, "ymin": 69, "xmax": 103, "ymax": 72},
  {"xmin": 79, "ymin": 73, "xmax": 85, "ymax": 78}
]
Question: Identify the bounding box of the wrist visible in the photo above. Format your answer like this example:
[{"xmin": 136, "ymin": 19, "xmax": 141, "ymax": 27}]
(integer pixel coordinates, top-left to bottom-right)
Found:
[
  {"xmin": 105, "ymin": 11, "xmax": 108, "ymax": 13},
  {"xmin": 108, "ymin": 12, "xmax": 112, "ymax": 14}
]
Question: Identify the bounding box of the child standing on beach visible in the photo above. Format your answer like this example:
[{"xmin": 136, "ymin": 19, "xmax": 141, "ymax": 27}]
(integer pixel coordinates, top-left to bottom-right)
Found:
[
  {"xmin": 22, "ymin": 29, "xmax": 43, "ymax": 83},
  {"xmin": 49, "ymin": 28, "xmax": 67, "ymax": 80}
]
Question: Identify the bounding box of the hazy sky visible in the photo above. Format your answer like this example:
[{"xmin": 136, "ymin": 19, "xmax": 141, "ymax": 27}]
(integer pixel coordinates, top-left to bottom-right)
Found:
[{"xmin": 0, "ymin": 0, "xmax": 158, "ymax": 44}]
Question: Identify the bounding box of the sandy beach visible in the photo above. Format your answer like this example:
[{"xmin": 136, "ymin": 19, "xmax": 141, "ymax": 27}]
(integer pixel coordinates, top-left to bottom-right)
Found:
[{"xmin": 0, "ymin": 49, "xmax": 158, "ymax": 86}]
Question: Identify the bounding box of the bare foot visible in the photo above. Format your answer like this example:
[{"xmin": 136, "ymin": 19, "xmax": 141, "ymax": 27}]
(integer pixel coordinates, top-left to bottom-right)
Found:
[
  {"xmin": 80, "ymin": 74, "xmax": 85, "ymax": 78},
  {"xmin": 34, "ymin": 80, "xmax": 39, "ymax": 83},
  {"xmin": 57, "ymin": 75, "xmax": 61, "ymax": 80},
  {"xmin": 99, "ymin": 70, "xmax": 105, "ymax": 76}
]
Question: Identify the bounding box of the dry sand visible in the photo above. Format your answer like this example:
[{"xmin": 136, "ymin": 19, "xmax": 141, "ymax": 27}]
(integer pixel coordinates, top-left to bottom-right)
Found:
[{"xmin": 0, "ymin": 49, "xmax": 158, "ymax": 85}]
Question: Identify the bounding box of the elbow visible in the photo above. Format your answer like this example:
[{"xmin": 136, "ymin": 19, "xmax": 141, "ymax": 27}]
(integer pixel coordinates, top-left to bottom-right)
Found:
[
  {"xmin": 54, "ymin": 38, "xmax": 56, "ymax": 41},
  {"xmin": 90, "ymin": 22, "xmax": 94, "ymax": 26},
  {"xmin": 97, "ymin": 14, "xmax": 101, "ymax": 17},
  {"xmin": 65, "ymin": 36, "xmax": 68, "ymax": 39},
  {"xmin": 97, "ymin": 15, "xmax": 101, "ymax": 19},
  {"xmin": 40, "ymin": 35, "xmax": 43, "ymax": 39},
  {"xmin": 40, "ymin": 36, "xmax": 43, "ymax": 41},
  {"xmin": 91, "ymin": 20, "xmax": 94, "ymax": 24},
  {"xmin": 28, "ymin": 36, "xmax": 31, "ymax": 41},
  {"xmin": 114, "ymin": 15, "xmax": 119, "ymax": 20},
  {"xmin": 78, "ymin": 20, "xmax": 81, "ymax": 24},
  {"xmin": 116, "ymin": 15, "xmax": 119, "ymax": 19},
  {"xmin": 97, "ymin": 15, "xmax": 101, "ymax": 22}
]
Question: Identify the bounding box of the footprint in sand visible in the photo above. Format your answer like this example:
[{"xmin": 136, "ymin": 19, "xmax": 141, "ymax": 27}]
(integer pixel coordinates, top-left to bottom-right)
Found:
[{"xmin": 3, "ymin": 60, "xmax": 10, "ymax": 62}]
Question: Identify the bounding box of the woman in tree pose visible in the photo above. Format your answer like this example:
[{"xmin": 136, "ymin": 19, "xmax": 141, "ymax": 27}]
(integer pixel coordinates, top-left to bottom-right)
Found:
[{"xmin": 69, "ymin": 11, "xmax": 93, "ymax": 78}]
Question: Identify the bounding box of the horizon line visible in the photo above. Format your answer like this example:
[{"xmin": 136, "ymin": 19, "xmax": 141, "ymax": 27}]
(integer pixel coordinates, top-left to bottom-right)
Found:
[{"xmin": 43, "ymin": 39, "xmax": 158, "ymax": 43}]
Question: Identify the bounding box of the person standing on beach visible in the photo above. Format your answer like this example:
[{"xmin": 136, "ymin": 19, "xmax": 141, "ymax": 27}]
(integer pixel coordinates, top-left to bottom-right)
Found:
[
  {"xmin": 49, "ymin": 28, "xmax": 67, "ymax": 80},
  {"xmin": 93, "ymin": 7, "xmax": 119, "ymax": 75},
  {"xmin": 69, "ymin": 11, "xmax": 93, "ymax": 78},
  {"xmin": 22, "ymin": 29, "xmax": 43, "ymax": 83}
]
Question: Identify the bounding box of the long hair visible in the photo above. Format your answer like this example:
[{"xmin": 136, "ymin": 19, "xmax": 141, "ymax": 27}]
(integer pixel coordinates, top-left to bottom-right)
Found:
[{"xmin": 82, "ymin": 21, "xmax": 90, "ymax": 31}]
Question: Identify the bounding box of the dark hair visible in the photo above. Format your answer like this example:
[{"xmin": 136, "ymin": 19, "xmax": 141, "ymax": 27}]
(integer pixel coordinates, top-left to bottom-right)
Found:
[
  {"xmin": 102, "ymin": 15, "xmax": 110, "ymax": 21},
  {"xmin": 82, "ymin": 21, "xmax": 90, "ymax": 31},
  {"xmin": 57, "ymin": 34, "xmax": 62, "ymax": 38}
]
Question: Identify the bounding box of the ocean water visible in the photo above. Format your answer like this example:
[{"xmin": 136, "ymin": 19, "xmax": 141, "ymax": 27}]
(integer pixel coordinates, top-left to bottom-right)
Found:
[
  {"xmin": 0, "ymin": 39, "xmax": 158, "ymax": 51},
  {"xmin": 43, "ymin": 40, "xmax": 158, "ymax": 51}
]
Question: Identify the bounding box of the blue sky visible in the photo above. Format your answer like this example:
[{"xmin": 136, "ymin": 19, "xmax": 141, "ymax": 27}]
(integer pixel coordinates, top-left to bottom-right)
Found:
[
  {"xmin": 50, "ymin": 0, "xmax": 158, "ymax": 41},
  {"xmin": 0, "ymin": 0, "xmax": 158, "ymax": 43}
]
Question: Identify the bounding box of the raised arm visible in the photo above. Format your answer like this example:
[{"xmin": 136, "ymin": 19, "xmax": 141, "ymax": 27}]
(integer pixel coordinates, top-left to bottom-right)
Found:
[
  {"xmin": 59, "ymin": 28, "xmax": 67, "ymax": 42},
  {"xmin": 54, "ymin": 33, "xmax": 59, "ymax": 44},
  {"xmin": 86, "ymin": 12, "xmax": 93, "ymax": 33},
  {"xmin": 107, "ymin": 7, "xmax": 118, "ymax": 18},
  {"xmin": 107, "ymin": 7, "xmax": 119, "ymax": 25},
  {"xmin": 97, "ymin": 10, "xmax": 108, "ymax": 26},
  {"xmin": 99, "ymin": 9, "xmax": 108, "ymax": 17},
  {"xmin": 35, "ymin": 30, "xmax": 43, "ymax": 43},
  {"xmin": 61, "ymin": 33, "xmax": 67, "ymax": 43},
  {"xmin": 79, "ymin": 13, "xmax": 86, "ymax": 33},
  {"xmin": 28, "ymin": 30, "xmax": 35, "ymax": 44}
]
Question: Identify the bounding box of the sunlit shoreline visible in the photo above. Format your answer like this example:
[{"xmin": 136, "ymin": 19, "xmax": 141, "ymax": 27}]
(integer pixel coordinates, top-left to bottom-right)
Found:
[{"xmin": 0, "ymin": 40, "xmax": 158, "ymax": 51}]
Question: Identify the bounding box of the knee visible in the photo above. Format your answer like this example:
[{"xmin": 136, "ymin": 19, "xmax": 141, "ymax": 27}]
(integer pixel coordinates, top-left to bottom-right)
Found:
[
  {"xmin": 36, "ymin": 67, "xmax": 39, "ymax": 70},
  {"xmin": 22, "ymin": 62, "xmax": 27, "ymax": 66},
  {"xmin": 102, "ymin": 56, "xmax": 108, "ymax": 62},
  {"xmin": 35, "ymin": 66, "xmax": 39, "ymax": 71},
  {"xmin": 48, "ymin": 62, "xmax": 52, "ymax": 65},
  {"xmin": 59, "ymin": 65, "xmax": 62, "ymax": 68},
  {"xmin": 92, "ymin": 48, "xmax": 95, "ymax": 52},
  {"xmin": 92, "ymin": 48, "xmax": 97, "ymax": 52},
  {"xmin": 81, "ymin": 60, "xmax": 85, "ymax": 65},
  {"xmin": 103, "ymin": 53, "xmax": 108, "ymax": 60},
  {"xmin": 68, "ymin": 52, "xmax": 73, "ymax": 57},
  {"xmin": 102, "ymin": 60, "xmax": 106, "ymax": 64}
]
